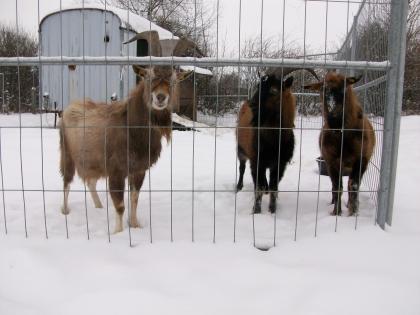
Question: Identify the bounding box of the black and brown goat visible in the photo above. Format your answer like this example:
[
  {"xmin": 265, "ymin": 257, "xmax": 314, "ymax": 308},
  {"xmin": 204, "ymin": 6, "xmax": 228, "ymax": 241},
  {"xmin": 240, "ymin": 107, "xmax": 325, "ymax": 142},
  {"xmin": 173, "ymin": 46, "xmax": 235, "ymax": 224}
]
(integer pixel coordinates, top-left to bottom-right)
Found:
[
  {"xmin": 236, "ymin": 68, "xmax": 318, "ymax": 214},
  {"xmin": 305, "ymin": 71, "xmax": 376, "ymax": 216},
  {"xmin": 59, "ymin": 65, "xmax": 191, "ymax": 233}
]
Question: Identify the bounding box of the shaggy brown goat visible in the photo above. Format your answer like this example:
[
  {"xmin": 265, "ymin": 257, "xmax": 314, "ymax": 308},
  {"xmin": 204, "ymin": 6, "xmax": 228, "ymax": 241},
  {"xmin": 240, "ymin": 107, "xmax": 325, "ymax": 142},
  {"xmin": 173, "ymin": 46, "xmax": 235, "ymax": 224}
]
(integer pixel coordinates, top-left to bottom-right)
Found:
[
  {"xmin": 305, "ymin": 71, "xmax": 376, "ymax": 216},
  {"xmin": 236, "ymin": 68, "xmax": 318, "ymax": 214},
  {"xmin": 59, "ymin": 65, "xmax": 191, "ymax": 233}
]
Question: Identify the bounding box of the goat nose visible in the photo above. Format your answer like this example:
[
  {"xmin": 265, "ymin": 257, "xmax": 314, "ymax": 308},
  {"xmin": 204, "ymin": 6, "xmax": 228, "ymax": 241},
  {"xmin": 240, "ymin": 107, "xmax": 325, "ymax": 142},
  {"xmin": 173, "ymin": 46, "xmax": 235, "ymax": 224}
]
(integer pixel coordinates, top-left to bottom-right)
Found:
[{"xmin": 157, "ymin": 93, "xmax": 166, "ymax": 103}]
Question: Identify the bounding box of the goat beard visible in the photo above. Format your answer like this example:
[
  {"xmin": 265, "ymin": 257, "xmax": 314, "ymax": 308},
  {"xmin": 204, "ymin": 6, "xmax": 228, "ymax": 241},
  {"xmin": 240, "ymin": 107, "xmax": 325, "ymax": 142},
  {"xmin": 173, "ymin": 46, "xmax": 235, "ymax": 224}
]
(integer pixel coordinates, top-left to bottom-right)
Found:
[{"xmin": 152, "ymin": 108, "xmax": 172, "ymax": 142}]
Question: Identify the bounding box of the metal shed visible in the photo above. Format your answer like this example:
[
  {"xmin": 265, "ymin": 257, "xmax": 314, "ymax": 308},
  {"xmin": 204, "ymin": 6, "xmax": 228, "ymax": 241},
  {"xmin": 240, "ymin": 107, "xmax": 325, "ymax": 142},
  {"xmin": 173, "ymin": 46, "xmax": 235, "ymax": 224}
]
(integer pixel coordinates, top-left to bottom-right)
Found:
[{"xmin": 39, "ymin": 4, "xmax": 210, "ymax": 117}]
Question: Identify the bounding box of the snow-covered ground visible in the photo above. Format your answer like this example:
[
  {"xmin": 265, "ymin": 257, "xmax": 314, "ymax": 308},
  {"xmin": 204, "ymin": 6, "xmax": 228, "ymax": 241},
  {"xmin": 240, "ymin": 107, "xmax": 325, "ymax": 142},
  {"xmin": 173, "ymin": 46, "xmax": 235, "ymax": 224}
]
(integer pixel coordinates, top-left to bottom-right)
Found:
[{"xmin": 0, "ymin": 113, "xmax": 419, "ymax": 314}]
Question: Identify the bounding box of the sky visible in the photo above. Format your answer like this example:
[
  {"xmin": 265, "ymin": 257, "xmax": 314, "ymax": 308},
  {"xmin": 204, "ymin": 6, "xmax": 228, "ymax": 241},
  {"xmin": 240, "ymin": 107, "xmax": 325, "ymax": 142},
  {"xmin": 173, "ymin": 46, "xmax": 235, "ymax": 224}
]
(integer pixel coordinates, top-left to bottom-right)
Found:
[{"xmin": 0, "ymin": 0, "xmax": 360, "ymax": 56}]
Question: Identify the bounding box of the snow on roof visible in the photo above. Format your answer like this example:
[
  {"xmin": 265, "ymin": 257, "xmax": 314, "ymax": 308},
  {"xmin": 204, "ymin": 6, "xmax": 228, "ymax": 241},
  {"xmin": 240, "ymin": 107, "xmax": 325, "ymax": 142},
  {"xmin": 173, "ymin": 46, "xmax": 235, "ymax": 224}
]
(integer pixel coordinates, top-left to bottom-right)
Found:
[
  {"xmin": 180, "ymin": 65, "xmax": 212, "ymax": 76},
  {"xmin": 40, "ymin": 2, "xmax": 211, "ymax": 75},
  {"xmin": 40, "ymin": 2, "xmax": 177, "ymax": 40}
]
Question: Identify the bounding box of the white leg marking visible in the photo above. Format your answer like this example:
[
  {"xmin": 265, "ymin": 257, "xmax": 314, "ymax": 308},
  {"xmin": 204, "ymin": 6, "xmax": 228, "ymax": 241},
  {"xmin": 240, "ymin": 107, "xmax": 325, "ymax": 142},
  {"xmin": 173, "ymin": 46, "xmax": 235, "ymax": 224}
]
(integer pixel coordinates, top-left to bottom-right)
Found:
[
  {"xmin": 61, "ymin": 185, "xmax": 70, "ymax": 215},
  {"xmin": 114, "ymin": 212, "xmax": 124, "ymax": 234},
  {"xmin": 129, "ymin": 189, "xmax": 141, "ymax": 228}
]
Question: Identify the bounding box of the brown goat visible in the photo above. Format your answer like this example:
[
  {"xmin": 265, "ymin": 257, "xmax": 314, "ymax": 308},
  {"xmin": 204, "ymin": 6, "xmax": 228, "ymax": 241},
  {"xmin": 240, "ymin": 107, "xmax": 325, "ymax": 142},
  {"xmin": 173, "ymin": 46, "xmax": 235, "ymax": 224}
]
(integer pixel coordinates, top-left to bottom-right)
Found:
[
  {"xmin": 60, "ymin": 65, "xmax": 191, "ymax": 233},
  {"xmin": 236, "ymin": 68, "xmax": 318, "ymax": 214},
  {"xmin": 305, "ymin": 71, "xmax": 376, "ymax": 216}
]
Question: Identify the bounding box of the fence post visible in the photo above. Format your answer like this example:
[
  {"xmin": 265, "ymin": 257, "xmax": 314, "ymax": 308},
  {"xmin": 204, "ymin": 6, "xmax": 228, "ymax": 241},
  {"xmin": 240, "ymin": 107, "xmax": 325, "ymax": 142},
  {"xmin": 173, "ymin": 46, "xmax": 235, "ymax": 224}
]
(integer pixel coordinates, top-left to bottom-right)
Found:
[{"xmin": 377, "ymin": 0, "xmax": 408, "ymax": 229}]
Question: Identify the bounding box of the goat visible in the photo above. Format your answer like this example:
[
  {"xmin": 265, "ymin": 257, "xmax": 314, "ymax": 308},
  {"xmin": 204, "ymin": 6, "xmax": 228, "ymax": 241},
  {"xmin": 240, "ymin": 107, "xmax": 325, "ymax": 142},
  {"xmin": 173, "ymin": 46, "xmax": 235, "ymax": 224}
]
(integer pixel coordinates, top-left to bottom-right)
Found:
[
  {"xmin": 304, "ymin": 70, "xmax": 375, "ymax": 216},
  {"xmin": 59, "ymin": 65, "xmax": 191, "ymax": 233},
  {"xmin": 236, "ymin": 68, "xmax": 319, "ymax": 214}
]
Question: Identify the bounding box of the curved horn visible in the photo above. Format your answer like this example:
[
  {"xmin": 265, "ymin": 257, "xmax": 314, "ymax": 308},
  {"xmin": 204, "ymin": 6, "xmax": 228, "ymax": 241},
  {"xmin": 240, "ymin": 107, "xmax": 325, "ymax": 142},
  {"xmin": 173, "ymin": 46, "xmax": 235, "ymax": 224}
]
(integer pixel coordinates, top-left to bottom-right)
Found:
[
  {"xmin": 268, "ymin": 67, "xmax": 319, "ymax": 81},
  {"xmin": 123, "ymin": 30, "xmax": 162, "ymax": 57}
]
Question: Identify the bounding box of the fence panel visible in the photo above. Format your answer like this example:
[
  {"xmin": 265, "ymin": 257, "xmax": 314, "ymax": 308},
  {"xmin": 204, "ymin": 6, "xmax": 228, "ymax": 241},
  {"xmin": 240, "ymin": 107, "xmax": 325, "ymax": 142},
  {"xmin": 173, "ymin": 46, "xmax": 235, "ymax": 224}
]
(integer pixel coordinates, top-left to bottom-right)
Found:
[{"xmin": 0, "ymin": 0, "xmax": 408, "ymax": 246}]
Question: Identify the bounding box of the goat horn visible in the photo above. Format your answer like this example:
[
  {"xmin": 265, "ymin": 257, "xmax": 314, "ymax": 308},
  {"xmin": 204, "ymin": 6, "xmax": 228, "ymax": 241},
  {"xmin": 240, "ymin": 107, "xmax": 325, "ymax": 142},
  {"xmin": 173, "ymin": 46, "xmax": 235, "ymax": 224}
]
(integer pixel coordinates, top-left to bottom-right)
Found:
[
  {"xmin": 269, "ymin": 67, "xmax": 319, "ymax": 81},
  {"xmin": 123, "ymin": 30, "xmax": 162, "ymax": 57}
]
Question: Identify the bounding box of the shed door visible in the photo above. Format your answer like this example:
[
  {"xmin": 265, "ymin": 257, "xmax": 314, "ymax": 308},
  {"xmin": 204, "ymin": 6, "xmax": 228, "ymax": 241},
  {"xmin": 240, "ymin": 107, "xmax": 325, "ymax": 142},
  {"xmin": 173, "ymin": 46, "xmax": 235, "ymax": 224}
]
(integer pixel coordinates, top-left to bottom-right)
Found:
[
  {"xmin": 136, "ymin": 39, "xmax": 148, "ymax": 84},
  {"xmin": 137, "ymin": 39, "xmax": 148, "ymax": 56}
]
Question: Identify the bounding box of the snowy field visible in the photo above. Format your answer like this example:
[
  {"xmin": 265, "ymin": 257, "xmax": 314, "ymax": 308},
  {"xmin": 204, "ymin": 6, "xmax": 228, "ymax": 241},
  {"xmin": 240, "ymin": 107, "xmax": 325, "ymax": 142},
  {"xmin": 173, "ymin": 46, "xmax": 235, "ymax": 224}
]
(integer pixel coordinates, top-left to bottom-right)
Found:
[{"xmin": 0, "ymin": 113, "xmax": 419, "ymax": 314}]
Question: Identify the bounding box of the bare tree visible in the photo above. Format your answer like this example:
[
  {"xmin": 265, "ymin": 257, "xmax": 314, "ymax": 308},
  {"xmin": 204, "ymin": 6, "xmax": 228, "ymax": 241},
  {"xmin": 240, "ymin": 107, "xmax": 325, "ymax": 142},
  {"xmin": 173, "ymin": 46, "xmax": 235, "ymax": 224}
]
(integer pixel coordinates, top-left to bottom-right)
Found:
[
  {"xmin": 403, "ymin": 0, "xmax": 420, "ymax": 113},
  {"xmin": 101, "ymin": 0, "xmax": 215, "ymax": 55},
  {"xmin": 0, "ymin": 24, "xmax": 38, "ymax": 113},
  {"xmin": 335, "ymin": 1, "xmax": 419, "ymax": 115},
  {"xmin": 197, "ymin": 36, "xmax": 317, "ymax": 117}
]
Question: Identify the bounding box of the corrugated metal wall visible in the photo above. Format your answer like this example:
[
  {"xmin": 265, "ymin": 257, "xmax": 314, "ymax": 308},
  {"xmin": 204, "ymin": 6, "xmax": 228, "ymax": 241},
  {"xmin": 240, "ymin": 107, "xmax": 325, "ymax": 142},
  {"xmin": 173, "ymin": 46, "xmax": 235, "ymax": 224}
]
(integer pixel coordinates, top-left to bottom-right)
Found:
[{"xmin": 40, "ymin": 9, "xmax": 137, "ymax": 109}]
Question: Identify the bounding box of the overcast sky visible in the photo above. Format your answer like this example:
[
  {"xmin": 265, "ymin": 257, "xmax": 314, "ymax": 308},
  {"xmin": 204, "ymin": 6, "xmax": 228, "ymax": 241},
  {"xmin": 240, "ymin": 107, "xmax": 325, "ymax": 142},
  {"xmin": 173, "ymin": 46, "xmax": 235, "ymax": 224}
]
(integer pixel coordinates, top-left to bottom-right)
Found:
[{"xmin": 0, "ymin": 0, "xmax": 360, "ymax": 56}]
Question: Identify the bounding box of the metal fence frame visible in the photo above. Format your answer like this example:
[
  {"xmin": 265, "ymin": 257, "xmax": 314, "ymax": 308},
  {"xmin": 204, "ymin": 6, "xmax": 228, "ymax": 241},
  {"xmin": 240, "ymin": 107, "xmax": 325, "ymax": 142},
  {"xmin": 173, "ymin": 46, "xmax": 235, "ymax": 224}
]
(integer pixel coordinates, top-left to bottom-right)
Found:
[
  {"xmin": 378, "ymin": 0, "xmax": 408, "ymax": 228},
  {"xmin": 0, "ymin": 0, "xmax": 408, "ymax": 242},
  {"xmin": 334, "ymin": 0, "xmax": 408, "ymax": 229}
]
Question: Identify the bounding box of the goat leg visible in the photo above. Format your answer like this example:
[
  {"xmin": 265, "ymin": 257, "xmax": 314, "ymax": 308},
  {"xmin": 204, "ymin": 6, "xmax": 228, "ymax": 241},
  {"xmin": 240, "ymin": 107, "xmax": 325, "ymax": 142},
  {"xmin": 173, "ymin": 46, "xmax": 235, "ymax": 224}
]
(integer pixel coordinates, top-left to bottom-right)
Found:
[
  {"xmin": 268, "ymin": 166, "xmax": 280, "ymax": 213},
  {"xmin": 348, "ymin": 157, "xmax": 368, "ymax": 216},
  {"xmin": 60, "ymin": 132, "xmax": 75, "ymax": 215},
  {"xmin": 262, "ymin": 177, "xmax": 269, "ymax": 195},
  {"xmin": 250, "ymin": 160, "xmax": 267, "ymax": 214},
  {"xmin": 236, "ymin": 159, "xmax": 246, "ymax": 192},
  {"xmin": 128, "ymin": 172, "xmax": 145, "ymax": 228},
  {"xmin": 109, "ymin": 174, "xmax": 126, "ymax": 233},
  {"xmin": 329, "ymin": 167, "xmax": 343, "ymax": 216},
  {"xmin": 347, "ymin": 178, "xmax": 360, "ymax": 216},
  {"xmin": 61, "ymin": 184, "xmax": 71, "ymax": 215},
  {"xmin": 253, "ymin": 190, "xmax": 263, "ymax": 214},
  {"xmin": 87, "ymin": 178, "xmax": 103, "ymax": 208}
]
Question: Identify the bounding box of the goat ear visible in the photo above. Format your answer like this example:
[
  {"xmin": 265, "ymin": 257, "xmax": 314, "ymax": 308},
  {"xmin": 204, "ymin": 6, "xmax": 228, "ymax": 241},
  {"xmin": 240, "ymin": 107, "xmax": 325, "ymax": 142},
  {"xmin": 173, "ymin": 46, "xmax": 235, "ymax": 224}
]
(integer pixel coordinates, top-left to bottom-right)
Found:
[
  {"xmin": 258, "ymin": 70, "xmax": 267, "ymax": 78},
  {"xmin": 261, "ymin": 75, "xmax": 269, "ymax": 82},
  {"xmin": 303, "ymin": 82, "xmax": 323, "ymax": 91},
  {"xmin": 176, "ymin": 70, "xmax": 193, "ymax": 82},
  {"xmin": 283, "ymin": 76, "xmax": 294, "ymax": 88},
  {"xmin": 132, "ymin": 65, "xmax": 149, "ymax": 78},
  {"xmin": 346, "ymin": 75, "xmax": 362, "ymax": 85}
]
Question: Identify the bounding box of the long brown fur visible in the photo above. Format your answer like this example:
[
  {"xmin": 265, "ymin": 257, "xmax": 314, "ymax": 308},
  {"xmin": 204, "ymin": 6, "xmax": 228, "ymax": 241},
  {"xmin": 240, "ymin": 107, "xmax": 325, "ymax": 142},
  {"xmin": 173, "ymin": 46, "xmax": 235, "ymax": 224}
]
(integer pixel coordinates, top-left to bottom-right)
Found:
[
  {"xmin": 236, "ymin": 74, "xmax": 296, "ymax": 214},
  {"xmin": 305, "ymin": 71, "xmax": 376, "ymax": 215},
  {"xmin": 59, "ymin": 66, "xmax": 189, "ymax": 233}
]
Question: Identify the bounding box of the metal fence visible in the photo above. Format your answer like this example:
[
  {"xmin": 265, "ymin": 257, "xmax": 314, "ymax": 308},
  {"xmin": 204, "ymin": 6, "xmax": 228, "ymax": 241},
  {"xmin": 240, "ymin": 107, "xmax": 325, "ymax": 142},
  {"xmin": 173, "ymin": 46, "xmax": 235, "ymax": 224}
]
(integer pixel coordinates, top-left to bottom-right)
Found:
[{"xmin": 0, "ymin": 0, "xmax": 407, "ymax": 247}]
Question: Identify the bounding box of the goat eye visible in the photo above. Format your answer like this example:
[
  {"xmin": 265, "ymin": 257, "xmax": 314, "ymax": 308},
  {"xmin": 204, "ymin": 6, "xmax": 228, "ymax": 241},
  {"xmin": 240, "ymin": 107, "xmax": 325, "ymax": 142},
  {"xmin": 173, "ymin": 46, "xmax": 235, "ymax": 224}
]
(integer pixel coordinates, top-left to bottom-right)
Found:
[{"xmin": 270, "ymin": 87, "xmax": 279, "ymax": 95}]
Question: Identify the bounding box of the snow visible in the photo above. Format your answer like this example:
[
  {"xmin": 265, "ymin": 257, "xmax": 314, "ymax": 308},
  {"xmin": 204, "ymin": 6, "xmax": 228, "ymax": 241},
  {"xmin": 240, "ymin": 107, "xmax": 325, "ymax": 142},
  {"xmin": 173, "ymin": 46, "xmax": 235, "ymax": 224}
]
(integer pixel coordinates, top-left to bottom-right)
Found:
[
  {"xmin": 0, "ymin": 113, "xmax": 419, "ymax": 314},
  {"xmin": 179, "ymin": 65, "xmax": 213, "ymax": 76},
  {"xmin": 172, "ymin": 113, "xmax": 210, "ymax": 129}
]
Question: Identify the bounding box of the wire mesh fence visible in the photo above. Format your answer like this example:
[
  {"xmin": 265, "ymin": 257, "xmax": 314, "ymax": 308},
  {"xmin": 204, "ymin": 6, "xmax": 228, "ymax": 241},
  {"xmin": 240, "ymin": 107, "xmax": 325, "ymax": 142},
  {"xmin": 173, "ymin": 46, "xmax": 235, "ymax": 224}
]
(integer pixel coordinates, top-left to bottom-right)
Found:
[{"xmin": 0, "ymin": 0, "xmax": 407, "ymax": 247}]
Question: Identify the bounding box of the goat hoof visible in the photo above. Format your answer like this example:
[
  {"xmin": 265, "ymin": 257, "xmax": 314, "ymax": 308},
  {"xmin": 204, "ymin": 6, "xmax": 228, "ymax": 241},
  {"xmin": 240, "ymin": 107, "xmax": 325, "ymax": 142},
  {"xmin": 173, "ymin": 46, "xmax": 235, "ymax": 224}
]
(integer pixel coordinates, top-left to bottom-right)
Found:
[
  {"xmin": 113, "ymin": 226, "xmax": 124, "ymax": 234},
  {"xmin": 61, "ymin": 206, "xmax": 70, "ymax": 215},
  {"xmin": 253, "ymin": 205, "xmax": 261, "ymax": 214},
  {"xmin": 94, "ymin": 203, "xmax": 103, "ymax": 209},
  {"xmin": 330, "ymin": 210, "xmax": 342, "ymax": 216},
  {"xmin": 348, "ymin": 208, "xmax": 358, "ymax": 216},
  {"xmin": 129, "ymin": 218, "xmax": 142, "ymax": 228},
  {"xmin": 348, "ymin": 202, "xmax": 359, "ymax": 216},
  {"xmin": 236, "ymin": 183, "xmax": 243, "ymax": 192},
  {"xmin": 269, "ymin": 205, "xmax": 276, "ymax": 214}
]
